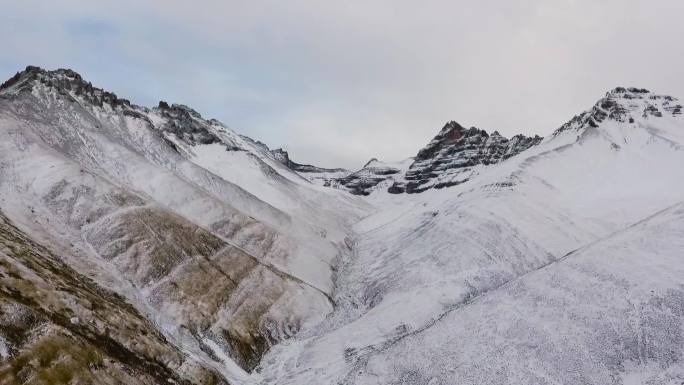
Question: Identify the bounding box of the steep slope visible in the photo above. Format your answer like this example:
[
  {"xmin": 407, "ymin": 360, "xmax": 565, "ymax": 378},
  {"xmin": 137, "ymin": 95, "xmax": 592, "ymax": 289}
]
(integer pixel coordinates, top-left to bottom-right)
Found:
[
  {"xmin": 0, "ymin": 66, "xmax": 367, "ymax": 379},
  {"xmin": 354, "ymin": 202, "xmax": 684, "ymax": 385},
  {"xmin": 257, "ymin": 87, "xmax": 684, "ymax": 384},
  {"xmin": 0, "ymin": 211, "xmax": 227, "ymax": 385}
]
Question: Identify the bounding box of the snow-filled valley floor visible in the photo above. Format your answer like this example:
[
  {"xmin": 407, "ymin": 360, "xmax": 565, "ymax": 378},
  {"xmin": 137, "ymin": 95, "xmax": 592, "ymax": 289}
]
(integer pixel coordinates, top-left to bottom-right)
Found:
[{"xmin": 1, "ymin": 68, "xmax": 684, "ymax": 385}]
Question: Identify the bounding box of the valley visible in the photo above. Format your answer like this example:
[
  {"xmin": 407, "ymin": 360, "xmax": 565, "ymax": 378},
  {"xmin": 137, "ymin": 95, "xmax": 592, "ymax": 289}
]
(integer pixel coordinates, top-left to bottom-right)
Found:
[{"xmin": 1, "ymin": 67, "xmax": 683, "ymax": 384}]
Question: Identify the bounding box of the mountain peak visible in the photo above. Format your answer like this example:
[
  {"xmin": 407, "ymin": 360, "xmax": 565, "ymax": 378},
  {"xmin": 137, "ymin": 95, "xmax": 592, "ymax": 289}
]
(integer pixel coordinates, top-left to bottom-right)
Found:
[
  {"xmin": 389, "ymin": 122, "xmax": 542, "ymax": 194},
  {"xmin": 554, "ymin": 87, "xmax": 681, "ymax": 136},
  {"xmin": 2, "ymin": 66, "xmax": 85, "ymax": 91},
  {"xmin": 0, "ymin": 66, "xmax": 232, "ymax": 146},
  {"xmin": 0, "ymin": 65, "xmax": 133, "ymax": 109},
  {"xmin": 416, "ymin": 122, "xmax": 489, "ymax": 162}
]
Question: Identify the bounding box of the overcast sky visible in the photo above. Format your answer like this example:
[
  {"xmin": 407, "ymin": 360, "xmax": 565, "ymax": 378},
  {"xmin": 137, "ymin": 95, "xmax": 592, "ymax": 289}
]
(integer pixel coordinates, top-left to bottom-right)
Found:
[{"xmin": 2, "ymin": 1, "xmax": 683, "ymax": 168}]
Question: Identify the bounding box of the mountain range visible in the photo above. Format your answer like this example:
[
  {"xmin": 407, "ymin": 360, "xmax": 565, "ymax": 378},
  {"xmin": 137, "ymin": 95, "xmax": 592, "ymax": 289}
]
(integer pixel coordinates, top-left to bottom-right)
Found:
[{"xmin": 1, "ymin": 66, "xmax": 683, "ymax": 385}]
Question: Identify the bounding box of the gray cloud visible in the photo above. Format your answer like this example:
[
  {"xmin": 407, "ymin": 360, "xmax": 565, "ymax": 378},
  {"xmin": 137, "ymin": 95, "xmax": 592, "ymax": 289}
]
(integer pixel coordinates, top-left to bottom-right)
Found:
[{"xmin": 2, "ymin": 0, "xmax": 683, "ymax": 168}]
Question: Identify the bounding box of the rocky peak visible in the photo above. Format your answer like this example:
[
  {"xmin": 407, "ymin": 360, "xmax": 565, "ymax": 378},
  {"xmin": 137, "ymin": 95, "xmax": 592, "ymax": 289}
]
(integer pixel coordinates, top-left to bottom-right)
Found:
[
  {"xmin": 154, "ymin": 101, "xmax": 223, "ymax": 145},
  {"xmin": 414, "ymin": 121, "xmax": 487, "ymax": 161},
  {"xmin": 389, "ymin": 122, "xmax": 542, "ymax": 194},
  {"xmin": 554, "ymin": 87, "xmax": 682, "ymax": 136},
  {"xmin": 0, "ymin": 66, "xmax": 131, "ymax": 109},
  {"xmin": 1, "ymin": 66, "xmax": 231, "ymax": 147}
]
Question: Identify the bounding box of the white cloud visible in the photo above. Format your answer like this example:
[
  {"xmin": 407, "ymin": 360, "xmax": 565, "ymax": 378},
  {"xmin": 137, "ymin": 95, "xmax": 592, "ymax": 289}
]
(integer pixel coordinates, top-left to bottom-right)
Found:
[{"xmin": 2, "ymin": 0, "xmax": 683, "ymax": 168}]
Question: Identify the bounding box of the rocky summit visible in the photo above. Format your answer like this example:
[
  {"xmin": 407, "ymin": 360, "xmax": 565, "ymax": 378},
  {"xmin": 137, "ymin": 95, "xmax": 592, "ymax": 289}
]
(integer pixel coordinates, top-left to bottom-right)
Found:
[
  {"xmin": 555, "ymin": 87, "xmax": 683, "ymax": 135},
  {"xmin": 388, "ymin": 122, "xmax": 542, "ymax": 193}
]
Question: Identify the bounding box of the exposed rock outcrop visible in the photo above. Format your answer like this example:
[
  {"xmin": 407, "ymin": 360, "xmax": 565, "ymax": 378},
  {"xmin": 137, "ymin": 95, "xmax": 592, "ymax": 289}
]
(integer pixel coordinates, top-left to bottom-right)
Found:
[
  {"xmin": 389, "ymin": 122, "xmax": 542, "ymax": 193},
  {"xmin": 334, "ymin": 158, "xmax": 405, "ymax": 196}
]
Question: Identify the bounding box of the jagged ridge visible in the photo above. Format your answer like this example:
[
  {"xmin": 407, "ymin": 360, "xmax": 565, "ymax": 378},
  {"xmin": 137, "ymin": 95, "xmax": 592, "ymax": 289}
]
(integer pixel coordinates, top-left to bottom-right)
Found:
[
  {"xmin": 0, "ymin": 66, "xmax": 133, "ymax": 108},
  {"xmin": 389, "ymin": 121, "xmax": 542, "ymax": 194}
]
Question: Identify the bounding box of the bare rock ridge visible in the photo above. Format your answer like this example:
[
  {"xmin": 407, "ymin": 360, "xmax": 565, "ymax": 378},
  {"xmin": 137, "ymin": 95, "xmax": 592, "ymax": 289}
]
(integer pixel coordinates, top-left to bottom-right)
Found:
[{"xmin": 389, "ymin": 122, "xmax": 543, "ymax": 193}]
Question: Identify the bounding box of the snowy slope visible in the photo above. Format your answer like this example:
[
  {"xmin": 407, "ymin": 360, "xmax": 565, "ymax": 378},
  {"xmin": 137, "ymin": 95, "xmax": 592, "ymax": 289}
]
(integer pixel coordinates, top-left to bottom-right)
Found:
[
  {"xmin": 0, "ymin": 66, "xmax": 368, "ymax": 381},
  {"xmin": 256, "ymin": 87, "xmax": 684, "ymax": 384},
  {"xmin": 354, "ymin": 201, "xmax": 684, "ymax": 385}
]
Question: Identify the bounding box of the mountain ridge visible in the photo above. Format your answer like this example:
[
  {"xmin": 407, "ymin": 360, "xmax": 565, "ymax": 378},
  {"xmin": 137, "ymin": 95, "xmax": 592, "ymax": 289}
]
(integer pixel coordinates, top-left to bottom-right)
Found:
[{"xmin": 10, "ymin": 66, "xmax": 676, "ymax": 195}]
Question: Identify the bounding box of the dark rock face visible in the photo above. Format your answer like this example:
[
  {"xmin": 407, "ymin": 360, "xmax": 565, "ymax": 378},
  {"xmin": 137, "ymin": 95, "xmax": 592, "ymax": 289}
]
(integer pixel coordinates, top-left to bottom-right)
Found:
[
  {"xmin": 335, "ymin": 160, "xmax": 401, "ymax": 195},
  {"xmin": 390, "ymin": 122, "xmax": 542, "ymax": 194},
  {"xmin": 270, "ymin": 148, "xmax": 295, "ymax": 168},
  {"xmin": 156, "ymin": 103, "xmax": 221, "ymax": 145}
]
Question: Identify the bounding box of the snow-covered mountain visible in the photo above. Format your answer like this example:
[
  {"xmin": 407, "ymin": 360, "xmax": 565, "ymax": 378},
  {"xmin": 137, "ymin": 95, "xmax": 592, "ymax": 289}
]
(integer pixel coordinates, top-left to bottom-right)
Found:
[
  {"xmin": 0, "ymin": 66, "xmax": 367, "ymax": 383},
  {"xmin": 256, "ymin": 86, "xmax": 684, "ymax": 384},
  {"xmin": 1, "ymin": 67, "xmax": 683, "ymax": 385}
]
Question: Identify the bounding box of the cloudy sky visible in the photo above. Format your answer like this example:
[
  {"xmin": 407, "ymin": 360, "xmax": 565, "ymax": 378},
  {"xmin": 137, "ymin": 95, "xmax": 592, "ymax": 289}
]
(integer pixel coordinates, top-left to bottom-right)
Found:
[{"xmin": 2, "ymin": 1, "xmax": 683, "ymax": 168}]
